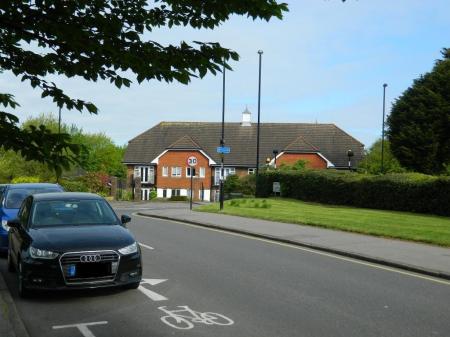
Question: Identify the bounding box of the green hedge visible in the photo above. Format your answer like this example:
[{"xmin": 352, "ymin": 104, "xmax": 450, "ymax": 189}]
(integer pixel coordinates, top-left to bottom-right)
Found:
[
  {"xmin": 256, "ymin": 170, "xmax": 450, "ymax": 216},
  {"xmin": 169, "ymin": 196, "xmax": 188, "ymax": 201}
]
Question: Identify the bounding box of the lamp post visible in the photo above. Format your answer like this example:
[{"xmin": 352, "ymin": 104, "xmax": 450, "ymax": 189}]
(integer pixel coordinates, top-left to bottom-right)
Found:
[
  {"xmin": 219, "ymin": 61, "xmax": 226, "ymax": 210},
  {"xmin": 56, "ymin": 106, "xmax": 62, "ymax": 183},
  {"xmin": 273, "ymin": 149, "xmax": 279, "ymax": 168},
  {"xmin": 347, "ymin": 149, "xmax": 354, "ymax": 171},
  {"xmin": 381, "ymin": 83, "xmax": 388, "ymax": 174},
  {"xmin": 58, "ymin": 106, "xmax": 62, "ymax": 134},
  {"xmin": 255, "ymin": 50, "xmax": 263, "ymax": 195}
]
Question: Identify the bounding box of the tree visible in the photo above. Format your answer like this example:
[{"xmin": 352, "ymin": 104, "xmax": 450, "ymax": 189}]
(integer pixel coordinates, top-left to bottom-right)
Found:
[
  {"xmin": 357, "ymin": 139, "xmax": 404, "ymax": 174},
  {"xmin": 278, "ymin": 159, "xmax": 308, "ymax": 171},
  {"xmin": 387, "ymin": 48, "xmax": 450, "ymax": 174},
  {"xmin": 0, "ymin": 1, "xmax": 288, "ymax": 173},
  {"xmin": 0, "ymin": 113, "xmax": 126, "ymax": 182}
]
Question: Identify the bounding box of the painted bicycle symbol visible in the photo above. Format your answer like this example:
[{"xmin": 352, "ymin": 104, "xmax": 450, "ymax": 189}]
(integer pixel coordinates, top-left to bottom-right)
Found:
[{"xmin": 158, "ymin": 305, "xmax": 234, "ymax": 330}]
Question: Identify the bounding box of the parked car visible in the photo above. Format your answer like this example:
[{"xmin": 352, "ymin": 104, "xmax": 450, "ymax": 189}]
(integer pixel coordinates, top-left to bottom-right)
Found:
[
  {"xmin": 7, "ymin": 192, "xmax": 142, "ymax": 296},
  {"xmin": 0, "ymin": 183, "xmax": 64, "ymax": 253}
]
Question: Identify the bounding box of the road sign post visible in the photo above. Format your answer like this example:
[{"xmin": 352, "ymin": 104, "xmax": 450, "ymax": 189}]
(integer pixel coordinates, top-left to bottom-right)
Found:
[
  {"xmin": 216, "ymin": 146, "xmax": 231, "ymax": 154},
  {"xmin": 216, "ymin": 146, "xmax": 230, "ymax": 210},
  {"xmin": 187, "ymin": 156, "xmax": 197, "ymax": 210}
]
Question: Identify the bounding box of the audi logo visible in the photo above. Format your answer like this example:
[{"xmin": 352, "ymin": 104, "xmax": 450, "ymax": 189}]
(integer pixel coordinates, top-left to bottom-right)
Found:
[{"xmin": 80, "ymin": 254, "xmax": 101, "ymax": 263}]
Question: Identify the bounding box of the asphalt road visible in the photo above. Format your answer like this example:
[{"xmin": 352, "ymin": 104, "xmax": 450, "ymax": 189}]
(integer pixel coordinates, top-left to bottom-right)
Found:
[{"xmin": 1, "ymin": 207, "xmax": 450, "ymax": 337}]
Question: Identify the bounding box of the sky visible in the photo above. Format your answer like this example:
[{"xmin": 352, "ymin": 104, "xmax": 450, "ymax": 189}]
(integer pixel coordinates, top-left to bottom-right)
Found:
[{"xmin": 2, "ymin": 0, "xmax": 450, "ymax": 148}]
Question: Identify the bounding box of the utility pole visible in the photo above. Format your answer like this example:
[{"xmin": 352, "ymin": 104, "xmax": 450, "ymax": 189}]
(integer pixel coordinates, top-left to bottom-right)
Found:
[
  {"xmin": 381, "ymin": 83, "xmax": 388, "ymax": 174},
  {"xmin": 255, "ymin": 50, "xmax": 263, "ymax": 195}
]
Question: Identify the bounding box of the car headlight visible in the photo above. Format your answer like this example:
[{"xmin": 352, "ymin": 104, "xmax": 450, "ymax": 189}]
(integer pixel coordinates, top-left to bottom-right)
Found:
[
  {"xmin": 1, "ymin": 219, "xmax": 9, "ymax": 232},
  {"xmin": 118, "ymin": 242, "xmax": 138, "ymax": 255},
  {"xmin": 29, "ymin": 246, "xmax": 59, "ymax": 259}
]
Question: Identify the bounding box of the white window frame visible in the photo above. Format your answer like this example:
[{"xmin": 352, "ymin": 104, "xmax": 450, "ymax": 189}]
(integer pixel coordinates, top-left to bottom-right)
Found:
[
  {"xmin": 199, "ymin": 167, "xmax": 205, "ymax": 178},
  {"xmin": 248, "ymin": 168, "xmax": 256, "ymax": 175},
  {"xmin": 162, "ymin": 166, "xmax": 169, "ymax": 177},
  {"xmin": 173, "ymin": 189, "xmax": 181, "ymax": 196},
  {"xmin": 171, "ymin": 166, "xmax": 181, "ymax": 177},
  {"xmin": 214, "ymin": 167, "xmax": 235, "ymax": 185},
  {"xmin": 141, "ymin": 188, "xmax": 151, "ymax": 201},
  {"xmin": 135, "ymin": 166, "xmax": 154, "ymax": 184}
]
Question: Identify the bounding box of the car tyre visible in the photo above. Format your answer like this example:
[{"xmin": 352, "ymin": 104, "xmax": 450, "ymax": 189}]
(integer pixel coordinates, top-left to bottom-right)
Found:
[
  {"xmin": 124, "ymin": 281, "xmax": 140, "ymax": 290},
  {"xmin": 17, "ymin": 260, "xmax": 30, "ymax": 298},
  {"xmin": 7, "ymin": 249, "xmax": 15, "ymax": 272}
]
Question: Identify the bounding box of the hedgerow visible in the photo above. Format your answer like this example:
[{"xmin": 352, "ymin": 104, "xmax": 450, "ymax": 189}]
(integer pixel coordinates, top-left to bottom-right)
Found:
[{"xmin": 256, "ymin": 170, "xmax": 450, "ymax": 216}]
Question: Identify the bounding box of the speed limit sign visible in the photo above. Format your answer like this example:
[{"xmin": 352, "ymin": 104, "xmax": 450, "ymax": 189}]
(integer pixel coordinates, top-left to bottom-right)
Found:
[{"xmin": 187, "ymin": 156, "xmax": 198, "ymax": 167}]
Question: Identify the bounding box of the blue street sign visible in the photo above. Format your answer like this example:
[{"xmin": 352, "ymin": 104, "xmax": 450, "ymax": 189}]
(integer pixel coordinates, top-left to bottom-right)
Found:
[{"xmin": 217, "ymin": 146, "xmax": 231, "ymax": 154}]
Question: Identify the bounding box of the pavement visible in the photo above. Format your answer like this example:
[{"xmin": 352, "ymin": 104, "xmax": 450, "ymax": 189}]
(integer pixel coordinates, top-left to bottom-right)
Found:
[
  {"xmin": 136, "ymin": 202, "xmax": 450, "ymax": 280},
  {"xmin": 0, "ymin": 268, "xmax": 28, "ymax": 337}
]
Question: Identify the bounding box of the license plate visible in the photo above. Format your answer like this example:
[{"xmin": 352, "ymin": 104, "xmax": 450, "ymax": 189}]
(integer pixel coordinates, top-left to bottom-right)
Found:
[{"xmin": 67, "ymin": 264, "xmax": 76, "ymax": 277}]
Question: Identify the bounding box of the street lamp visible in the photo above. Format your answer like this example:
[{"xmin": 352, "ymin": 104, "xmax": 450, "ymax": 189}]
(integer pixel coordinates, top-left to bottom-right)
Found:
[
  {"xmin": 255, "ymin": 50, "xmax": 263, "ymax": 195},
  {"xmin": 219, "ymin": 61, "xmax": 226, "ymax": 210},
  {"xmin": 347, "ymin": 149, "xmax": 354, "ymax": 170},
  {"xmin": 58, "ymin": 106, "xmax": 62, "ymax": 134},
  {"xmin": 381, "ymin": 83, "xmax": 388, "ymax": 174},
  {"xmin": 56, "ymin": 106, "xmax": 62, "ymax": 183},
  {"xmin": 273, "ymin": 149, "xmax": 279, "ymax": 168}
]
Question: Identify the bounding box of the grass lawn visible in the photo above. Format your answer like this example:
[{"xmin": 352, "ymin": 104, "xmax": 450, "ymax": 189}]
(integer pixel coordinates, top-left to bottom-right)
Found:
[{"xmin": 196, "ymin": 198, "xmax": 450, "ymax": 247}]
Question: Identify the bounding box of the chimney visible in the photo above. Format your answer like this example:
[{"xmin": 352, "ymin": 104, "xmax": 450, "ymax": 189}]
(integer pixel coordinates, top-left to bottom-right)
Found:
[{"xmin": 241, "ymin": 107, "xmax": 251, "ymax": 126}]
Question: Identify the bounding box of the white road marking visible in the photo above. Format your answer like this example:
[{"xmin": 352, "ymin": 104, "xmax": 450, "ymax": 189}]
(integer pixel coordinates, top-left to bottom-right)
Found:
[
  {"xmin": 139, "ymin": 242, "xmax": 154, "ymax": 250},
  {"xmin": 53, "ymin": 321, "xmax": 108, "ymax": 337},
  {"xmin": 158, "ymin": 305, "xmax": 234, "ymax": 330},
  {"xmin": 138, "ymin": 278, "xmax": 168, "ymax": 301},
  {"xmin": 134, "ymin": 213, "xmax": 450, "ymax": 286}
]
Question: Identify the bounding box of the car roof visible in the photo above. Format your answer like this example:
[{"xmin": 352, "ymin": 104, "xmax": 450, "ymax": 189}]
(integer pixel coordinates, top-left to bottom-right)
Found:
[
  {"xmin": 7, "ymin": 183, "xmax": 61, "ymax": 190},
  {"xmin": 32, "ymin": 192, "xmax": 104, "ymax": 201}
]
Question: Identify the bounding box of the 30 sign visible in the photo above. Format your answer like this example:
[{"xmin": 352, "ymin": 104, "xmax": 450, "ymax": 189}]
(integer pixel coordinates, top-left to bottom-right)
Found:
[{"xmin": 187, "ymin": 156, "xmax": 198, "ymax": 167}]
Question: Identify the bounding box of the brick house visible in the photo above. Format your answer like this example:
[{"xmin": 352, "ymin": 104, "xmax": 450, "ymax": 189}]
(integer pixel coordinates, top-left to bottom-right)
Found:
[{"xmin": 123, "ymin": 109, "xmax": 364, "ymax": 201}]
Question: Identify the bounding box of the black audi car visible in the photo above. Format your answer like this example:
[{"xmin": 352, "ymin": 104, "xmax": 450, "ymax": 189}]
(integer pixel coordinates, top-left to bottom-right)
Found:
[{"xmin": 7, "ymin": 192, "xmax": 142, "ymax": 296}]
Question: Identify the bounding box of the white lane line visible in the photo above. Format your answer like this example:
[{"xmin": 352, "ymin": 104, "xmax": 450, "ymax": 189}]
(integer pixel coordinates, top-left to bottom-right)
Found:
[
  {"xmin": 139, "ymin": 242, "xmax": 154, "ymax": 250},
  {"xmin": 53, "ymin": 321, "xmax": 108, "ymax": 337},
  {"xmin": 133, "ymin": 213, "xmax": 450, "ymax": 287},
  {"xmin": 138, "ymin": 279, "xmax": 168, "ymax": 301}
]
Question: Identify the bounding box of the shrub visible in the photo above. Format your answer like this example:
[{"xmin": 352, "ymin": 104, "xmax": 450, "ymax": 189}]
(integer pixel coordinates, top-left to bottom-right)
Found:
[
  {"xmin": 256, "ymin": 170, "xmax": 450, "ymax": 216},
  {"xmin": 12, "ymin": 176, "xmax": 40, "ymax": 183},
  {"xmin": 82, "ymin": 171, "xmax": 110, "ymax": 194},
  {"xmin": 223, "ymin": 174, "xmax": 256, "ymax": 196},
  {"xmin": 170, "ymin": 196, "xmax": 188, "ymax": 201},
  {"xmin": 60, "ymin": 179, "xmax": 89, "ymax": 192},
  {"xmin": 239, "ymin": 174, "xmax": 256, "ymax": 195},
  {"xmin": 223, "ymin": 174, "xmax": 240, "ymax": 194}
]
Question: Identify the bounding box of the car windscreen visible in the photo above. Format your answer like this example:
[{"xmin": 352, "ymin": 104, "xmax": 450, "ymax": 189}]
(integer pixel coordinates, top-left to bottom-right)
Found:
[
  {"xmin": 5, "ymin": 188, "xmax": 62, "ymax": 209},
  {"xmin": 30, "ymin": 199, "xmax": 118, "ymax": 227}
]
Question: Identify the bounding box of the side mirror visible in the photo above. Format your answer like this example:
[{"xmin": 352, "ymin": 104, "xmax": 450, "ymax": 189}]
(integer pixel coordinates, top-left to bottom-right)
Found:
[
  {"xmin": 7, "ymin": 218, "xmax": 20, "ymax": 228},
  {"xmin": 121, "ymin": 215, "xmax": 131, "ymax": 225}
]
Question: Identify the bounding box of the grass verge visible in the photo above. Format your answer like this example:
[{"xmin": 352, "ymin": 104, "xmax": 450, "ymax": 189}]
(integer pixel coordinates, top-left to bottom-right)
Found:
[{"xmin": 196, "ymin": 198, "xmax": 450, "ymax": 247}]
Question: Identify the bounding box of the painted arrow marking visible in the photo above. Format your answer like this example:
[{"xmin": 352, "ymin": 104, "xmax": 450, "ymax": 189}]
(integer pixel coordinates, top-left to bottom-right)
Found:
[{"xmin": 138, "ymin": 279, "xmax": 168, "ymax": 301}]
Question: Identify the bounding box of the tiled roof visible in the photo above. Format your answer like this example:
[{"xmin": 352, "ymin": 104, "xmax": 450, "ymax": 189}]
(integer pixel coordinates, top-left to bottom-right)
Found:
[
  {"xmin": 284, "ymin": 136, "xmax": 319, "ymax": 152},
  {"xmin": 123, "ymin": 122, "xmax": 364, "ymax": 168},
  {"xmin": 168, "ymin": 135, "xmax": 201, "ymax": 149}
]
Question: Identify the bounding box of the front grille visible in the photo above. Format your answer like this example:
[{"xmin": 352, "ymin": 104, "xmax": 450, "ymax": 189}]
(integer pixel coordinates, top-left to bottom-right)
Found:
[{"xmin": 59, "ymin": 250, "xmax": 120, "ymax": 285}]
